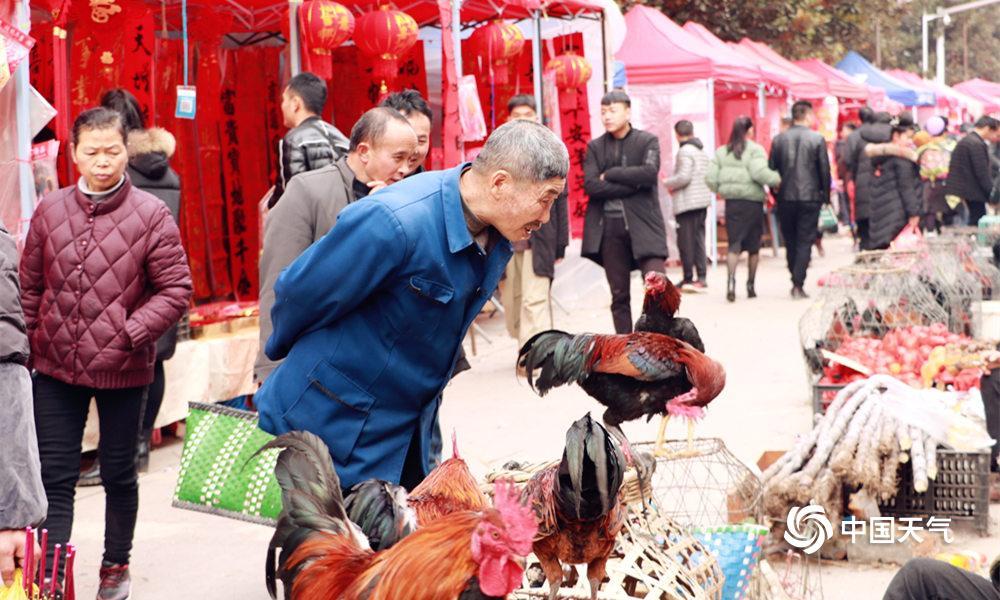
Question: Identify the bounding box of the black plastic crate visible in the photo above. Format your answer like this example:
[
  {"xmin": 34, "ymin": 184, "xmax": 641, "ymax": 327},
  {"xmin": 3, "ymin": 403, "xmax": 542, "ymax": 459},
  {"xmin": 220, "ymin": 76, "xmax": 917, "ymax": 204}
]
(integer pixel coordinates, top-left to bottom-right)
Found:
[
  {"xmin": 811, "ymin": 380, "xmax": 847, "ymax": 414},
  {"xmin": 879, "ymin": 449, "xmax": 990, "ymax": 536}
]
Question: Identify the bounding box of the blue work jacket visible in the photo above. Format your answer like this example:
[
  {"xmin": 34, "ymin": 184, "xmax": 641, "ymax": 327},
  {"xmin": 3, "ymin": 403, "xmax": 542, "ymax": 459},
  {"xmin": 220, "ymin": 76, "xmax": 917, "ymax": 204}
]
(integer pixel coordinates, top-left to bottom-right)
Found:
[{"xmin": 255, "ymin": 164, "xmax": 512, "ymax": 489}]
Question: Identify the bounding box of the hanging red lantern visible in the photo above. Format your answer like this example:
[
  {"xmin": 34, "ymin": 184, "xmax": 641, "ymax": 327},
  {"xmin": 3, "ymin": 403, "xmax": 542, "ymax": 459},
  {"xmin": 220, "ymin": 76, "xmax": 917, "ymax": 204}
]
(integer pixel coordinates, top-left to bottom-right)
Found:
[
  {"xmin": 299, "ymin": 0, "xmax": 355, "ymax": 78},
  {"xmin": 469, "ymin": 20, "xmax": 524, "ymax": 85},
  {"xmin": 354, "ymin": 5, "xmax": 419, "ymax": 86},
  {"xmin": 546, "ymin": 53, "xmax": 592, "ymax": 96}
]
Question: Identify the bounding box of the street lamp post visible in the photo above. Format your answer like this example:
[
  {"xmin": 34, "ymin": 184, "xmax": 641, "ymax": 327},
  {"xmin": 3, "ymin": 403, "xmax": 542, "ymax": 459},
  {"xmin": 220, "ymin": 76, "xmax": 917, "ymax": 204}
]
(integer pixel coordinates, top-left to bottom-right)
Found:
[{"xmin": 921, "ymin": 0, "xmax": 1000, "ymax": 85}]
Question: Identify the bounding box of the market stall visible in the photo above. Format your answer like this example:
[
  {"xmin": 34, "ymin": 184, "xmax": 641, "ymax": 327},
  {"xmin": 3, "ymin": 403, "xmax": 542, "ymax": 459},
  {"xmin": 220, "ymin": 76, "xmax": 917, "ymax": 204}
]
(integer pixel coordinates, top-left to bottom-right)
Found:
[
  {"xmin": 836, "ymin": 50, "xmax": 936, "ymax": 110},
  {"xmin": 954, "ymin": 78, "xmax": 1000, "ymax": 115},
  {"xmin": 795, "ymin": 57, "xmax": 900, "ymax": 115},
  {"xmin": 887, "ymin": 69, "xmax": 984, "ymax": 124},
  {"xmin": 618, "ymin": 6, "xmax": 793, "ymax": 263}
]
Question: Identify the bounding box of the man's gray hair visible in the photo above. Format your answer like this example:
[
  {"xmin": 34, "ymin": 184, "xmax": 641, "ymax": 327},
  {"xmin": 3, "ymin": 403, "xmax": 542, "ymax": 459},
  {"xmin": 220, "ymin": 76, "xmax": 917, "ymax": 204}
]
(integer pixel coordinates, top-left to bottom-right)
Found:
[{"xmin": 473, "ymin": 120, "xmax": 569, "ymax": 181}]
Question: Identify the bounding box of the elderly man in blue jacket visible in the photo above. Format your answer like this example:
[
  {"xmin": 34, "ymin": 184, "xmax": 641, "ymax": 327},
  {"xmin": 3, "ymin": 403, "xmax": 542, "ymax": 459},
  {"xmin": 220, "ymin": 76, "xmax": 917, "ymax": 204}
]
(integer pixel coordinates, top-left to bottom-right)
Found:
[{"xmin": 256, "ymin": 119, "xmax": 569, "ymax": 490}]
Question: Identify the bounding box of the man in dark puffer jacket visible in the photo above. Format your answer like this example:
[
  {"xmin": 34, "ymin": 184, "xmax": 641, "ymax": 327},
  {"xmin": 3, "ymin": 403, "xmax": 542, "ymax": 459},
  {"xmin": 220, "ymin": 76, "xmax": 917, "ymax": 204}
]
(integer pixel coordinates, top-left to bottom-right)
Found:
[{"xmin": 270, "ymin": 72, "xmax": 349, "ymax": 208}]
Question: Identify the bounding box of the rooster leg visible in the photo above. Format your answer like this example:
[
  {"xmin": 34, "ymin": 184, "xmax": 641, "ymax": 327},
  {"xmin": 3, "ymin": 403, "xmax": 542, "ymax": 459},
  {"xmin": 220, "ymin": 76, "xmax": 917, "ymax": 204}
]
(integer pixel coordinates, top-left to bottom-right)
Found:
[
  {"xmin": 673, "ymin": 420, "xmax": 698, "ymax": 458},
  {"xmin": 537, "ymin": 555, "xmax": 563, "ymax": 600},
  {"xmin": 653, "ymin": 415, "xmax": 670, "ymax": 457}
]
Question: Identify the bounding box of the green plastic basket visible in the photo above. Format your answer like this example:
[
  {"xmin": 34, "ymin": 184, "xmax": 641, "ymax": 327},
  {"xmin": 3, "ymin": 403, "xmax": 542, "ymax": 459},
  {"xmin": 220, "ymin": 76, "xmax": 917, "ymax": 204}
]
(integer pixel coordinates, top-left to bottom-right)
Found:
[{"xmin": 172, "ymin": 402, "xmax": 282, "ymax": 526}]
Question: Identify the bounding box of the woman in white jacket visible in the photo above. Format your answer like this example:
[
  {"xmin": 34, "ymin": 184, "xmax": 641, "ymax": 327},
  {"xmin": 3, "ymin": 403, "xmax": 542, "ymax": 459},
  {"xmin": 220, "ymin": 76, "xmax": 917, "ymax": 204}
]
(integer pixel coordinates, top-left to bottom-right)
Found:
[{"xmin": 663, "ymin": 120, "xmax": 712, "ymax": 289}]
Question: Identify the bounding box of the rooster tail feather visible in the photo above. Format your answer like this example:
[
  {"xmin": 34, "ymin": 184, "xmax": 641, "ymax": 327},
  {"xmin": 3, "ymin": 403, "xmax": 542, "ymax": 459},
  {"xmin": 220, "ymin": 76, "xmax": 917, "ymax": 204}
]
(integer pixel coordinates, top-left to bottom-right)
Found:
[
  {"xmin": 344, "ymin": 479, "xmax": 417, "ymax": 551},
  {"xmin": 518, "ymin": 330, "xmax": 593, "ymax": 394},
  {"xmin": 259, "ymin": 431, "xmax": 366, "ymax": 598},
  {"xmin": 554, "ymin": 414, "xmax": 626, "ymax": 521}
]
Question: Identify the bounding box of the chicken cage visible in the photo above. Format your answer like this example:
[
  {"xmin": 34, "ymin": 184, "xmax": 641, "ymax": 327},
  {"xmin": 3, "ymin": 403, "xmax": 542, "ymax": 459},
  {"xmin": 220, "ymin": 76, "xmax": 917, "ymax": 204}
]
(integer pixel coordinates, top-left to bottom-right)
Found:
[
  {"xmin": 487, "ymin": 459, "xmax": 726, "ymax": 600},
  {"xmin": 799, "ymin": 261, "xmax": 951, "ymax": 378},
  {"xmin": 920, "ymin": 237, "xmax": 985, "ymax": 336}
]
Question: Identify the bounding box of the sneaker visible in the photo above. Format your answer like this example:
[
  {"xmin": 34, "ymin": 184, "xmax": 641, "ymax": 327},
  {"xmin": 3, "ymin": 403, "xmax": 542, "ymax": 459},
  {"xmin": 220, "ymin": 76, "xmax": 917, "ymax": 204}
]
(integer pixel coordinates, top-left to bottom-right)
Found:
[
  {"xmin": 97, "ymin": 562, "xmax": 131, "ymax": 600},
  {"xmin": 791, "ymin": 287, "xmax": 810, "ymax": 299},
  {"xmin": 78, "ymin": 460, "xmax": 102, "ymax": 487},
  {"xmin": 690, "ymin": 280, "xmax": 708, "ymax": 291}
]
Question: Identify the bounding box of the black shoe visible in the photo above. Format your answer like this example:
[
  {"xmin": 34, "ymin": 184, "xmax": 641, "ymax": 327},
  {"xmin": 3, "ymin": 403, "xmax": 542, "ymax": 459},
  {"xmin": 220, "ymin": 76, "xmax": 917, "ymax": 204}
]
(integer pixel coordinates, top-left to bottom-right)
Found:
[
  {"xmin": 97, "ymin": 561, "xmax": 131, "ymax": 600},
  {"xmin": 78, "ymin": 460, "xmax": 102, "ymax": 487},
  {"xmin": 747, "ymin": 280, "xmax": 757, "ymax": 299},
  {"xmin": 726, "ymin": 276, "xmax": 736, "ymax": 303},
  {"xmin": 791, "ymin": 286, "xmax": 809, "ymax": 299}
]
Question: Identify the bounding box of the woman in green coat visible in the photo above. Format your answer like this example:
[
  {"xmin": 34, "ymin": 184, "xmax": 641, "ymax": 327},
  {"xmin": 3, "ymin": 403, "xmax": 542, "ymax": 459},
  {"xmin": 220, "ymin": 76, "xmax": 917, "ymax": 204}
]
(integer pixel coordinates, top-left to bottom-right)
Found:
[{"xmin": 706, "ymin": 117, "xmax": 781, "ymax": 302}]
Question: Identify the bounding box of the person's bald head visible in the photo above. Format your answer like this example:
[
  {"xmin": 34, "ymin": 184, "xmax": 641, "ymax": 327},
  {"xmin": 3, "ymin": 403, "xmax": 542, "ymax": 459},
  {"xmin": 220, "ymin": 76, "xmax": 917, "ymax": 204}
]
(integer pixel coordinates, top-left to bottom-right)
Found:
[{"xmin": 348, "ymin": 107, "xmax": 418, "ymax": 185}]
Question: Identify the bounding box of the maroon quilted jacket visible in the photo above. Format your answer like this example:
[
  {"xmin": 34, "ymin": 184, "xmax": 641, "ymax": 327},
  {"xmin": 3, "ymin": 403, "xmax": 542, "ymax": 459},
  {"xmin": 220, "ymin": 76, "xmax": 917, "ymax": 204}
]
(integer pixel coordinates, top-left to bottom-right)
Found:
[{"xmin": 20, "ymin": 177, "xmax": 192, "ymax": 389}]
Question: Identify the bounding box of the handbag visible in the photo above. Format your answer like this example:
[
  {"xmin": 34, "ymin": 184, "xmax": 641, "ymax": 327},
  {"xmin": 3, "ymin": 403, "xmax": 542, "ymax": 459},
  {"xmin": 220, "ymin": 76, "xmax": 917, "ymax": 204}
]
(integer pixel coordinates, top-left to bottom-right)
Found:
[
  {"xmin": 172, "ymin": 402, "xmax": 282, "ymax": 525},
  {"xmin": 818, "ymin": 205, "xmax": 838, "ymax": 234}
]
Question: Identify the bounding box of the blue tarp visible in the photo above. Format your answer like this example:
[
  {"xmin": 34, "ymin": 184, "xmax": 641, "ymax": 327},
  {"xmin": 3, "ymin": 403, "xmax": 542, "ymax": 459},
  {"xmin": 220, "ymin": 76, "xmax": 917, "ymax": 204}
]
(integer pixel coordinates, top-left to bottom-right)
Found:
[{"xmin": 836, "ymin": 51, "xmax": 936, "ymax": 107}]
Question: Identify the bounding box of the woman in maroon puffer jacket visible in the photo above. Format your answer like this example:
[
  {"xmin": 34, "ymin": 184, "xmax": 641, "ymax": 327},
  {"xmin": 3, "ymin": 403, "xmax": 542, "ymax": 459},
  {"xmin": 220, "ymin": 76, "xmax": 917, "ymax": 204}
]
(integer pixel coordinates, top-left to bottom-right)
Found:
[{"xmin": 19, "ymin": 107, "xmax": 191, "ymax": 598}]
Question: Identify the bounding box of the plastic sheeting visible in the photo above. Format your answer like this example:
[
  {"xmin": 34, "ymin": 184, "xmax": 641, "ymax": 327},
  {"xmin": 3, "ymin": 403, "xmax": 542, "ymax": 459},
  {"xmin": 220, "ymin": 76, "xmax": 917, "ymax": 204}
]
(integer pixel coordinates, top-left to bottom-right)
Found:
[
  {"xmin": 630, "ymin": 80, "xmax": 718, "ymax": 263},
  {"xmin": 0, "ymin": 0, "xmax": 22, "ymax": 241}
]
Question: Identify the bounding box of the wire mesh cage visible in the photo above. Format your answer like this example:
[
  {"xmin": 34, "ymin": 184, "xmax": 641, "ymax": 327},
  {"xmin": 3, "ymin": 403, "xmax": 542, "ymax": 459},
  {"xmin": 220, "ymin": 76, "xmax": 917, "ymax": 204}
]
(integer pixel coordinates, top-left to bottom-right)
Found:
[
  {"xmin": 939, "ymin": 229, "xmax": 1000, "ymax": 301},
  {"xmin": 488, "ymin": 460, "xmax": 726, "ymax": 599},
  {"xmin": 635, "ymin": 439, "xmax": 763, "ymax": 530},
  {"xmin": 920, "ymin": 237, "xmax": 984, "ymax": 336},
  {"xmin": 757, "ymin": 551, "xmax": 824, "ymax": 600},
  {"xmin": 800, "ymin": 262, "xmax": 951, "ymax": 376}
]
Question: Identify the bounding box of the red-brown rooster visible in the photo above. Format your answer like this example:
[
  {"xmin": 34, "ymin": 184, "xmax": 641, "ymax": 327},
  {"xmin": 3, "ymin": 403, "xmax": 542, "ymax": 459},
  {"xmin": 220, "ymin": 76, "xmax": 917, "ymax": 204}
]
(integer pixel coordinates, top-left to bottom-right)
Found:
[
  {"xmin": 263, "ymin": 431, "xmax": 536, "ymax": 599},
  {"xmin": 518, "ymin": 326, "xmax": 725, "ymax": 458},
  {"xmin": 635, "ymin": 272, "xmax": 704, "ymax": 353},
  {"xmin": 522, "ymin": 414, "xmax": 627, "ymax": 600},
  {"xmin": 342, "ymin": 433, "xmax": 487, "ymax": 552},
  {"xmin": 407, "ymin": 433, "xmax": 490, "ymax": 524}
]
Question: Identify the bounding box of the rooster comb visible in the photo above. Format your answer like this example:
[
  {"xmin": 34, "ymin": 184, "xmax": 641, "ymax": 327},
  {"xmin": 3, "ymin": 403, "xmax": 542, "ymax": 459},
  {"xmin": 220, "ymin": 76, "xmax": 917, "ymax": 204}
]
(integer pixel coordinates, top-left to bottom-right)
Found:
[{"xmin": 491, "ymin": 479, "xmax": 537, "ymax": 544}]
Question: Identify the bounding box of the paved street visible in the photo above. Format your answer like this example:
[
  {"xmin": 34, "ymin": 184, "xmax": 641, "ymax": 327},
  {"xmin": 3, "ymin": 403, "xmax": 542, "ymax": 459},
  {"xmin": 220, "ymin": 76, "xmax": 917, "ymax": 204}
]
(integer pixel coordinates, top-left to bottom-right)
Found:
[{"xmin": 64, "ymin": 233, "xmax": 999, "ymax": 599}]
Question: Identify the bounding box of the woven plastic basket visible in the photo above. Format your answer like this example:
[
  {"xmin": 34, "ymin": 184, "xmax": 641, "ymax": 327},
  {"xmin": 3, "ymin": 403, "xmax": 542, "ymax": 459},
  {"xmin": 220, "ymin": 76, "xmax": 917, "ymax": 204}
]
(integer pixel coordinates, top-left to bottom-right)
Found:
[
  {"xmin": 172, "ymin": 402, "xmax": 282, "ymax": 525},
  {"xmin": 692, "ymin": 525, "xmax": 769, "ymax": 600}
]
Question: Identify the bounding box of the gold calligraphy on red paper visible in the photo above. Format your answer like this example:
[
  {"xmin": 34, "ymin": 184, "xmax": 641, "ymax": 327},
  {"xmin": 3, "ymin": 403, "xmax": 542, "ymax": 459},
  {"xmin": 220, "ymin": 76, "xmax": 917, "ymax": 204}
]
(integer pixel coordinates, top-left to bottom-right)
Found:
[{"xmin": 90, "ymin": 0, "xmax": 122, "ymax": 24}]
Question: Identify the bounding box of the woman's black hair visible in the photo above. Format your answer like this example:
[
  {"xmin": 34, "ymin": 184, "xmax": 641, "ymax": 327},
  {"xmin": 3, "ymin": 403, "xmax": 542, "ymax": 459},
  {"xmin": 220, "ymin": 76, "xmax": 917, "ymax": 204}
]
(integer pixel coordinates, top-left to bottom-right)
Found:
[
  {"xmin": 890, "ymin": 114, "xmax": 916, "ymax": 138},
  {"xmin": 100, "ymin": 88, "xmax": 145, "ymax": 132},
  {"xmin": 727, "ymin": 116, "xmax": 754, "ymax": 160},
  {"xmin": 72, "ymin": 107, "xmax": 126, "ymax": 145}
]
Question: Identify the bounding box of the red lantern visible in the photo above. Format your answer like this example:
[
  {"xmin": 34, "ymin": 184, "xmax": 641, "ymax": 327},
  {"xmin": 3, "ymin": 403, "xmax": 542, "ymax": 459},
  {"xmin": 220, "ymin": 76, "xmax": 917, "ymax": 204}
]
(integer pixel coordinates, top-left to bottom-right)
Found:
[
  {"xmin": 299, "ymin": 1, "xmax": 355, "ymax": 78},
  {"xmin": 546, "ymin": 53, "xmax": 593, "ymax": 93},
  {"xmin": 354, "ymin": 5, "xmax": 419, "ymax": 86},
  {"xmin": 469, "ymin": 21, "xmax": 524, "ymax": 85}
]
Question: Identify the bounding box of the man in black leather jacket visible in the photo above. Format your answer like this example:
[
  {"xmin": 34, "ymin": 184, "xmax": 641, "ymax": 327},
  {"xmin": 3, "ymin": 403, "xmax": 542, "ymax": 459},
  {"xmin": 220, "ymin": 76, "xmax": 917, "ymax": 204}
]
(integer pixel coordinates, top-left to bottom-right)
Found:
[
  {"xmin": 769, "ymin": 100, "xmax": 831, "ymax": 299},
  {"xmin": 270, "ymin": 72, "xmax": 349, "ymax": 208}
]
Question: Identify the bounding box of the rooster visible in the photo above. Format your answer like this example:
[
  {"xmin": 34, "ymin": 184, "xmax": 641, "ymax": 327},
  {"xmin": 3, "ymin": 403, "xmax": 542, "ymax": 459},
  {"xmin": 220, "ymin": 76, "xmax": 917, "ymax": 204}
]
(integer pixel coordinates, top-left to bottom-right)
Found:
[
  {"xmin": 342, "ymin": 433, "xmax": 486, "ymax": 551},
  {"xmin": 522, "ymin": 415, "xmax": 627, "ymax": 600},
  {"xmin": 518, "ymin": 328, "xmax": 725, "ymax": 458},
  {"xmin": 408, "ymin": 433, "xmax": 490, "ymax": 524},
  {"xmin": 634, "ymin": 272, "xmax": 704, "ymax": 352},
  {"xmin": 263, "ymin": 431, "xmax": 536, "ymax": 599}
]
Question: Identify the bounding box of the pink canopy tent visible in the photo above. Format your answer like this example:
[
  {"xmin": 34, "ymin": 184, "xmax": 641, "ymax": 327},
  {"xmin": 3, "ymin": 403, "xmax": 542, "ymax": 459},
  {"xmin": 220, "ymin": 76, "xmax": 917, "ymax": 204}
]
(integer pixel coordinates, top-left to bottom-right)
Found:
[
  {"xmin": 679, "ymin": 22, "xmax": 793, "ymax": 150},
  {"xmin": 887, "ymin": 70, "xmax": 983, "ymax": 123},
  {"xmin": 681, "ymin": 22, "xmax": 791, "ymax": 93},
  {"xmin": 737, "ymin": 39, "xmax": 831, "ymax": 100},
  {"xmin": 954, "ymin": 79, "xmax": 1000, "ymax": 114},
  {"xmin": 794, "ymin": 58, "xmax": 900, "ymax": 112},
  {"xmin": 619, "ymin": 6, "xmax": 759, "ymax": 87}
]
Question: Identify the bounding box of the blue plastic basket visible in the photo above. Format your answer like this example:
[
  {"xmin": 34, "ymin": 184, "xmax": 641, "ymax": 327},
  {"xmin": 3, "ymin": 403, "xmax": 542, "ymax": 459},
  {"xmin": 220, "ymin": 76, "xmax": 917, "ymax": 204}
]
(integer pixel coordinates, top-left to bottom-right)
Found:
[{"xmin": 692, "ymin": 524, "xmax": 769, "ymax": 600}]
